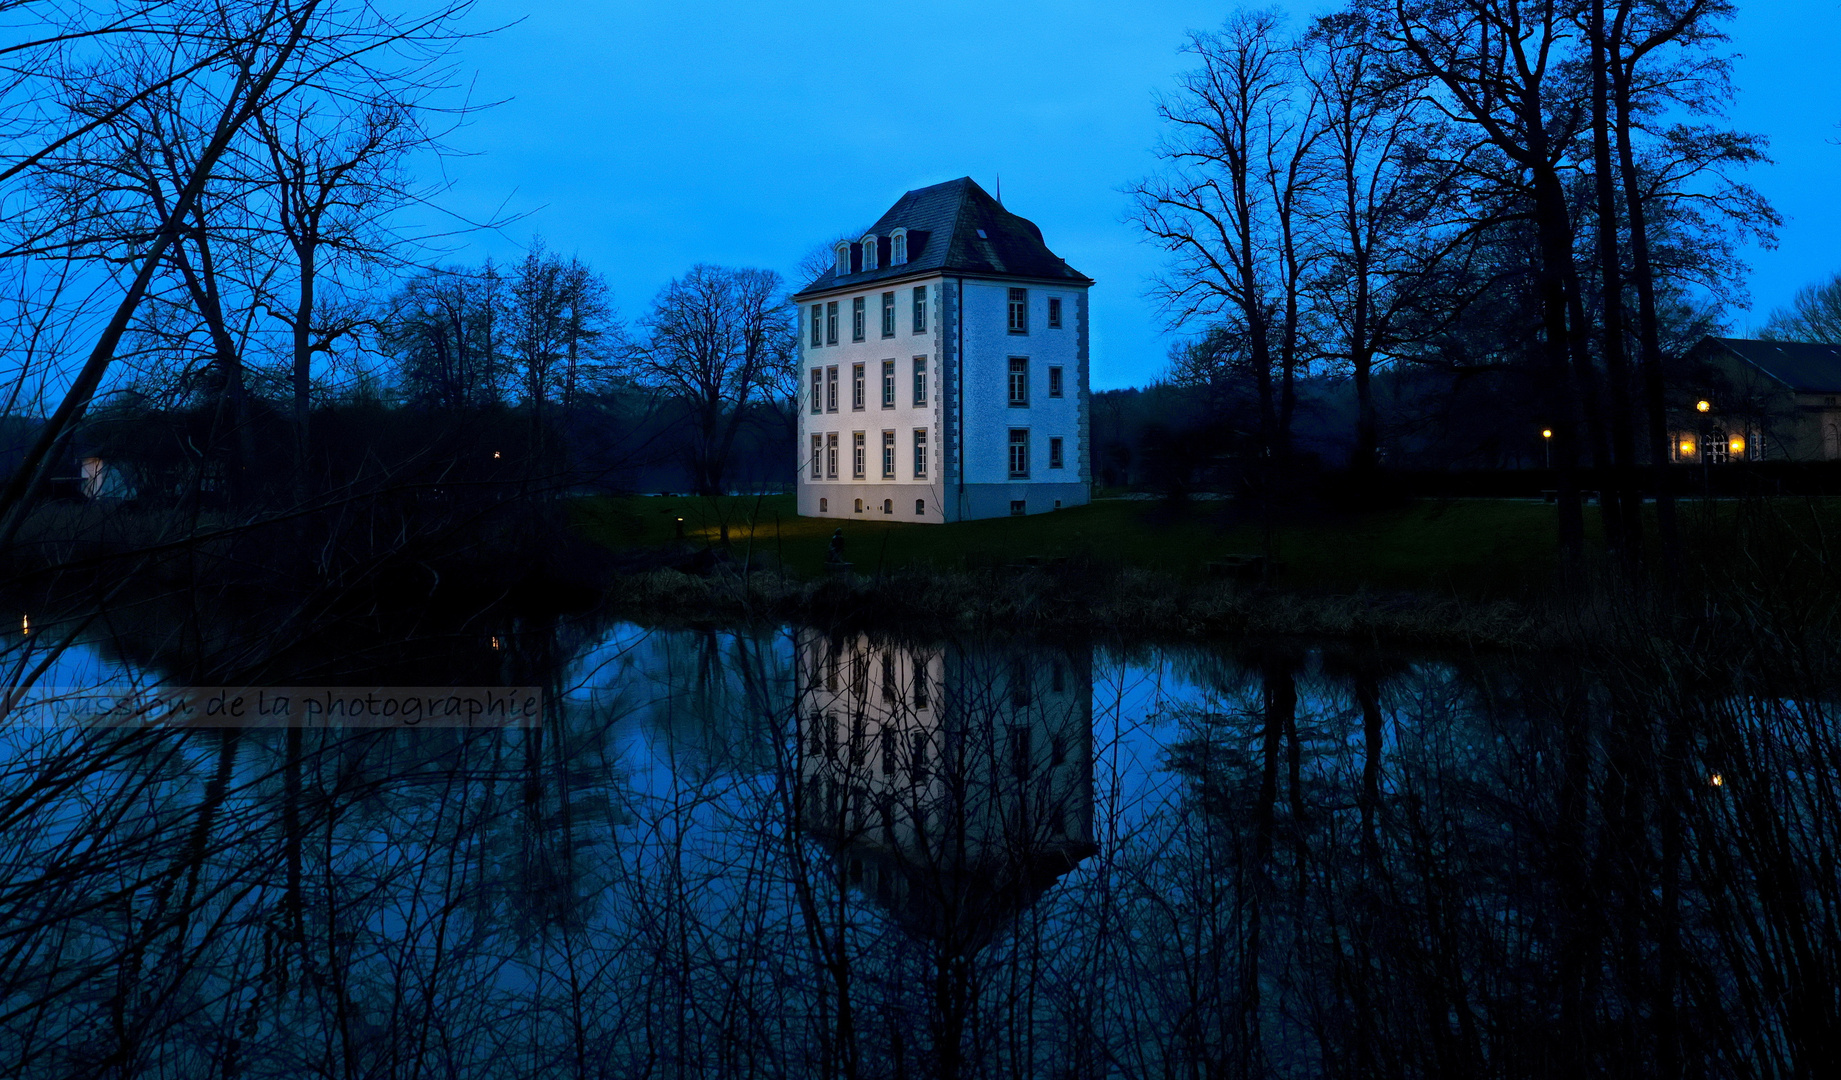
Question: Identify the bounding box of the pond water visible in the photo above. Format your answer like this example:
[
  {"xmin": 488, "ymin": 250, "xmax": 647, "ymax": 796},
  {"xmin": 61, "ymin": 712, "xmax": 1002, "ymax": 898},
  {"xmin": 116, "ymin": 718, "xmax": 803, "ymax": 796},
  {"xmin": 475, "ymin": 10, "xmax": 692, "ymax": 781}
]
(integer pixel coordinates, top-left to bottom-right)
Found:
[{"xmin": 0, "ymin": 615, "xmax": 1831, "ymax": 1077}]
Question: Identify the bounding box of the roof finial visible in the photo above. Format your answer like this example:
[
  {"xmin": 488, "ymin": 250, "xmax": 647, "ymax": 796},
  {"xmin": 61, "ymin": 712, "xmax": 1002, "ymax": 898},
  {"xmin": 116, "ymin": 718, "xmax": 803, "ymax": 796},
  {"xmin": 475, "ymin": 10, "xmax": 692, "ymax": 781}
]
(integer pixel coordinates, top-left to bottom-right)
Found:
[{"xmin": 995, "ymin": 172, "xmax": 1001, "ymax": 206}]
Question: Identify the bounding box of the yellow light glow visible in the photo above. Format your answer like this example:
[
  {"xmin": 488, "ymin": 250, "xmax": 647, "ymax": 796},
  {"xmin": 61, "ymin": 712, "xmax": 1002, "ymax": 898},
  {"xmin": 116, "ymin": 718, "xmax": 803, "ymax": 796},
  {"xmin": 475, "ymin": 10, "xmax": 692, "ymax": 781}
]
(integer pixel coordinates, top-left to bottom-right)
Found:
[
  {"xmin": 1541, "ymin": 428, "xmax": 1552, "ymax": 439},
  {"xmin": 20, "ymin": 614, "xmax": 27, "ymax": 636},
  {"xmin": 490, "ymin": 636, "xmax": 502, "ymax": 651},
  {"xmin": 492, "ymin": 451, "xmax": 501, "ymax": 459},
  {"xmin": 1729, "ymin": 434, "xmax": 1746, "ymax": 456},
  {"xmin": 1679, "ymin": 438, "xmax": 1696, "ymax": 456},
  {"xmin": 1696, "ymin": 399, "xmax": 1711, "ymax": 413},
  {"xmin": 1711, "ymin": 773, "xmax": 1723, "ymax": 787}
]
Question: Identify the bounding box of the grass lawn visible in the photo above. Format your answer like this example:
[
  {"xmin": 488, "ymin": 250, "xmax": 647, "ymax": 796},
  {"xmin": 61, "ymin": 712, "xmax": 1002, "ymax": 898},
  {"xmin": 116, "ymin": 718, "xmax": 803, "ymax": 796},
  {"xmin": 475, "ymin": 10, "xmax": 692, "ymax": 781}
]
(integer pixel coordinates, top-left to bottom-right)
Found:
[{"xmin": 573, "ymin": 493, "xmax": 1584, "ymax": 597}]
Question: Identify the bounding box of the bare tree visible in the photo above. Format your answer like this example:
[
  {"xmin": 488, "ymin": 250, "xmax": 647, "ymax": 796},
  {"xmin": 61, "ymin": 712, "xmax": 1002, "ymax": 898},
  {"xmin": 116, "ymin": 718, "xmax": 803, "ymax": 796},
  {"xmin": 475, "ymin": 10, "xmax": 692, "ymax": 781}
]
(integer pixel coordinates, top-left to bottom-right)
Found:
[
  {"xmin": 1760, "ymin": 274, "xmax": 1841, "ymax": 343},
  {"xmin": 1129, "ymin": 11, "xmax": 1321, "ymax": 462},
  {"xmin": 630, "ymin": 264, "xmax": 794, "ymax": 496},
  {"xmin": 253, "ymin": 93, "xmax": 432, "ymax": 497},
  {"xmin": 1302, "ymin": 8, "xmax": 1461, "ymax": 474},
  {"xmin": 385, "ymin": 260, "xmax": 508, "ymax": 409},
  {"xmin": 0, "ymin": 0, "xmax": 482, "ymax": 539}
]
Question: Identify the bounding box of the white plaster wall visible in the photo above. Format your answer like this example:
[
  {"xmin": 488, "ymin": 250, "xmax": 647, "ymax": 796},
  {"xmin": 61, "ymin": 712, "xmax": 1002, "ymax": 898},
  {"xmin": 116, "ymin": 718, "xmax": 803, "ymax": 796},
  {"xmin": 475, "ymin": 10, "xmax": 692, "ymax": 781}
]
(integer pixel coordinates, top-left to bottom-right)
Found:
[
  {"xmin": 798, "ymin": 277, "xmax": 945, "ymax": 519},
  {"xmin": 958, "ymin": 280, "xmax": 1086, "ymax": 489}
]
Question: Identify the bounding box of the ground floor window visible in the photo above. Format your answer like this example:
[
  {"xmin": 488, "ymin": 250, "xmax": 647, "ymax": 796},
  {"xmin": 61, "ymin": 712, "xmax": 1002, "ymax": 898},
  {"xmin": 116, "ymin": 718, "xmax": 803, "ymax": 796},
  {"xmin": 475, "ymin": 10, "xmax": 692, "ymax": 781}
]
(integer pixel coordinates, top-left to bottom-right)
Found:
[
  {"xmin": 819, "ymin": 497, "xmax": 828, "ymax": 512},
  {"xmin": 1010, "ymin": 500, "xmax": 1026, "ymax": 516},
  {"xmin": 1049, "ymin": 436, "xmax": 1064, "ymax": 469},
  {"xmin": 1675, "ymin": 426, "xmax": 1761, "ymax": 462},
  {"xmin": 825, "ymin": 433, "xmax": 838, "ymax": 478},
  {"xmin": 1008, "ymin": 429, "xmax": 1029, "ymax": 478},
  {"xmin": 853, "ymin": 431, "xmax": 866, "ymax": 478},
  {"xmin": 915, "ymin": 499, "xmax": 925, "ymax": 515},
  {"xmin": 881, "ymin": 430, "xmax": 895, "ymax": 478},
  {"xmin": 811, "ymin": 434, "xmax": 822, "ymax": 478},
  {"xmin": 854, "ymin": 498, "xmax": 864, "ymax": 513},
  {"xmin": 913, "ymin": 428, "xmax": 928, "ymax": 478},
  {"xmin": 882, "ymin": 498, "xmax": 893, "ymax": 514}
]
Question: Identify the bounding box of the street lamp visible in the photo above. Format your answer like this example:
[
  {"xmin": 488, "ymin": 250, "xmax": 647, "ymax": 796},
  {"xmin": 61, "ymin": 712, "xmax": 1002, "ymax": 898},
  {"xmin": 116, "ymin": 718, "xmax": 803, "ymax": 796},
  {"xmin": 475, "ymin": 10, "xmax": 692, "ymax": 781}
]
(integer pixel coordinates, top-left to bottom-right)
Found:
[
  {"xmin": 1541, "ymin": 428, "xmax": 1552, "ymax": 468},
  {"xmin": 1696, "ymin": 399, "xmax": 1711, "ymax": 414}
]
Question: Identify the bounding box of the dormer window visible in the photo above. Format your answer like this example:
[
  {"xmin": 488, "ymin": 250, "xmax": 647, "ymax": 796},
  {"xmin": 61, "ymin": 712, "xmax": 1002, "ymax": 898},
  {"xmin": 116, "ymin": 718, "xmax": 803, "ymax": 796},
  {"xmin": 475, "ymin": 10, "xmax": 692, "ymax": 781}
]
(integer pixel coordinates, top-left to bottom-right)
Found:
[
  {"xmin": 860, "ymin": 234, "xmax": 878, "ymax": 271},
  {"xmin": 890, "ymin": 229, "xmax": 908, "ymax": 265},
  {"xmin": 835, "ymin": 242, "xmax": 850, "ymax": 277}
]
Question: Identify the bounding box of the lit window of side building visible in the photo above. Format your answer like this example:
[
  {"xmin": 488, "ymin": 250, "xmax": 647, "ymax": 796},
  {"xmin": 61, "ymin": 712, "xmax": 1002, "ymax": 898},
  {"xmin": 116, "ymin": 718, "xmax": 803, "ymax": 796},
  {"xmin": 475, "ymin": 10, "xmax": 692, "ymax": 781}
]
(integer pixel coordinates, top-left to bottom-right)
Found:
[{"xmin": 793, "ymin": 177, "xmax": 1092, "ymax": 523}]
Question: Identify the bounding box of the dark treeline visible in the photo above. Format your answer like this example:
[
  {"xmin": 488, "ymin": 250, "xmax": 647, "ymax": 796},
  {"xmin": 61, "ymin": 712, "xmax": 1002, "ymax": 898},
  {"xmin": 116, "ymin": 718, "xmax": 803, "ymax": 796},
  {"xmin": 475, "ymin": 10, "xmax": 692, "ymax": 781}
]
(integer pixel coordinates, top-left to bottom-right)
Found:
[
  {"xmin": 0, "ymin": 0, "xmax": 799, "ymax": 571},
  {"xmin": 1131, "ymin": 0, "xmax": 1774, "ymax": 571}
]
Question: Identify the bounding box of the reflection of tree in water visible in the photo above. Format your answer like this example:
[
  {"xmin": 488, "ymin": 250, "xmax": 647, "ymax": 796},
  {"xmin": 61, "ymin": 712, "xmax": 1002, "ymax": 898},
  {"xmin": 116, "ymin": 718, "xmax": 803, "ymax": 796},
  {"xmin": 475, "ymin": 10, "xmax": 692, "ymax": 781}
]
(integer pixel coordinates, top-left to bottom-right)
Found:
[
  {"xmin": 2, "ymin": 613, "xmax": 1838, "ymax": 1077},
  {"xmin": 1138, "ymin": 643, "xmax": 1841, "ymax": 1079},
  {"xmin": 595, "ymin": 624, "xmax": 791, "ymax": 776}
]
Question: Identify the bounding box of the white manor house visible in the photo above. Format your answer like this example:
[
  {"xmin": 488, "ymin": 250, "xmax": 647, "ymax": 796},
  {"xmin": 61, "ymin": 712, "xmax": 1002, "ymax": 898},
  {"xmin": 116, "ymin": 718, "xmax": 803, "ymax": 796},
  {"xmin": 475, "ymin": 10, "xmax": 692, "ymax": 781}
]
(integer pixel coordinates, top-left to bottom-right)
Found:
[{"xmin": 793, "ymin": 178, "xmax": 1092, "ymax": 522}]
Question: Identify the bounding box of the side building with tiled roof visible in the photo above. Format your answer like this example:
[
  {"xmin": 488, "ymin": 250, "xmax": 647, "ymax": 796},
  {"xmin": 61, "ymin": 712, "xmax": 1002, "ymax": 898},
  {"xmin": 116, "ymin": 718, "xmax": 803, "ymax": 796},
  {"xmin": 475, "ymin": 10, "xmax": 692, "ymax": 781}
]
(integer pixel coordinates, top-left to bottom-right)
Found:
[
  {"xmin": 1678, "ymin": 336, "xmax": 1841, "ymax": 462},
  {"xmin": 792, "ymin": 178, "xmax": 1092, "ymax": 522}
]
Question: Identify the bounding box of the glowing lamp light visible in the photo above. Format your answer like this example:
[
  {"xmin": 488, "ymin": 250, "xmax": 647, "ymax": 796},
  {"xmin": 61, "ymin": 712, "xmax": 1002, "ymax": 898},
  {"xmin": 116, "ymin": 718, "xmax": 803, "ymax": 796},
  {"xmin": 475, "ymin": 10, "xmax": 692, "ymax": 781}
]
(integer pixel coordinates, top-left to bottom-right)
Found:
[
  {"xmin": 1541, "ymin": 428, "xmax": 1552, "ymax": 439},
  {"xmin": 1679, "ymin": 437, "xmax": 1696, "ymax": 456},
  {"xmin": 1695, "ymin": 399, "xmax": 1711, "ymax": 413},
  {"xmin": 20, "ymin": 614, "xmax": 28, "ymax": 636},
  {"xmin": 1710, "ymin": 773, "xmax": 1724, "ymax": 787},
  {"xmin": 492, "ymin": 451, "xmax": 502, "ymax": 459},
  {"xmin": 1729, "ymin": 434, "xmax": 1746, "ymax": 456}
]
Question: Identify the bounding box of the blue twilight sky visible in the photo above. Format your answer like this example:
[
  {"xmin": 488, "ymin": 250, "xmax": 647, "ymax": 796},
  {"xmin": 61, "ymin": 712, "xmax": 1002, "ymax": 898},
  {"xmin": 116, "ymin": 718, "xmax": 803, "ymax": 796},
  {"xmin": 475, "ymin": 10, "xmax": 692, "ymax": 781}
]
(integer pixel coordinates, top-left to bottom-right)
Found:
[{"xmin": 429, "ymin": 0, "xmax": 1841, "ymax": 390}]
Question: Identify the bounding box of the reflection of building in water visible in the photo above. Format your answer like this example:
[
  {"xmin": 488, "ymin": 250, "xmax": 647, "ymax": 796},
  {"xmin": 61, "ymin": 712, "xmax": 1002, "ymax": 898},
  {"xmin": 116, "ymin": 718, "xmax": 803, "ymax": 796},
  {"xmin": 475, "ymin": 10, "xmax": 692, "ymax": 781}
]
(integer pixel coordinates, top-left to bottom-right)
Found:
[{"xmin": 795, "ymin": 630, "xmax": 1096, "ymax": 946}]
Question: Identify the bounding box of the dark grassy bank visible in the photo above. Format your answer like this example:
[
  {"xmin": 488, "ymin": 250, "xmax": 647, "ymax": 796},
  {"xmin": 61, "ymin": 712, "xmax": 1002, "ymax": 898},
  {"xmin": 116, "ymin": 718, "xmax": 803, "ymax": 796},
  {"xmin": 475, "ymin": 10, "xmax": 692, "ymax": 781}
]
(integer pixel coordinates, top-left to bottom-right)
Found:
[
  {"xmin": 574, "ymin": 493, "xmax": 1576, "ymax": 597},
  {"xmin": 574, "ymin": 491, "xmax": 1841, "ymax": 647}
]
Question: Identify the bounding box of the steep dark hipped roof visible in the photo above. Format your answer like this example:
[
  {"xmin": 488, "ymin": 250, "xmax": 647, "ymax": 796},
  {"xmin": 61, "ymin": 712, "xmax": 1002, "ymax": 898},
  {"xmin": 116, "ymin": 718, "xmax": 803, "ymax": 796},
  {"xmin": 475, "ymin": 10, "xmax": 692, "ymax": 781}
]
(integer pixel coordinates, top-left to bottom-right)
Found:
[
  {"xmin": 1704, "ymin": 336, "xmax": 1841, "ymax": 393},
  {"xmin": 793, "ymin": 177, "xmax": 1091, "ymax": 298}
]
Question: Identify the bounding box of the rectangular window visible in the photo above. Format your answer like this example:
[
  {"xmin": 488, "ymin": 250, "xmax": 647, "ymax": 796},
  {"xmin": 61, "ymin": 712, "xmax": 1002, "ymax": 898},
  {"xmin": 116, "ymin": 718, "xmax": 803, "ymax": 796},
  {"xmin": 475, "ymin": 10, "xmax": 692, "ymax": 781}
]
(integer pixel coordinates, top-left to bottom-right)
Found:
[
  {"xmin": 881, "ymin": 292, "xmax": 895, "ymax": 338},
  {"xmin": 826, "ymin": 366, "xmax": 838, "ymax": 412},
  {"xmin": 912, "ymin": 658, "xmax": 929, "ymax": 710},
  {"xmin": 826, "ymin": 433, "xmax": 838, "ymax": 478},
  {"xmin": 809, "ymin": 368, "xmax": 822, "ymax": 414},
  {"xmin": 913, "ymin": 357, "xmax": 927, "ymax": 406},
  {"xmin": 1049, "ymin": 436, "xmax": 1064, "ymax": 469},
  {"xmin": 852, "ymin": 296, "xmax": 866, "ymax": 341},
  {"xmin": 881, "ymin": 430, "xmax": 895, "ymax": 478},
  {"xmin": 1008, "ymin": 357, "xmax": 1029, "ymax": 407},
  {"xmin": 811, "ymin": 304, "xmax": 823, "ymax": 347},
  {"xmin": 1008, "ymin": 429, "xmax": 1029, "ymax": 477},
  {"xmin": 892, "ymin": 232, "xmax": 907, "ymax": 264},
  {"xmin": 826, "ymin": 301, "xmax": 838, "ymax": 345},
  {"xmin": 853, "ymin": 431, "xmax": 866, "ymax": 478},
  {"xmin": 881, "ymin": 360, "xmax": 895, "ymax": 407},
  {"xmin": 811, "ymin": 434, "xmax": 822, "ymax": 478},
  {"xmin": 911, "ymin": 286, "xmax": 927, "ymax": 335},
  {"xmin": 913, "ymin": 428, "xmax": 928, "ymax": 478},
  {"xmin": 852, "ymin": 363, "xmax": 865, "ymax": 410},
  {"xmin": 1048, "ymin": 296, "xmax": 1062, "ymax": 329},
  {"xmin": 1048, "ymin": 365, "xmax": 1063, "ymax": 398},
  {"xmin": 1008, "ymin": 287, "xmax": 1028, "ymax": 333}
]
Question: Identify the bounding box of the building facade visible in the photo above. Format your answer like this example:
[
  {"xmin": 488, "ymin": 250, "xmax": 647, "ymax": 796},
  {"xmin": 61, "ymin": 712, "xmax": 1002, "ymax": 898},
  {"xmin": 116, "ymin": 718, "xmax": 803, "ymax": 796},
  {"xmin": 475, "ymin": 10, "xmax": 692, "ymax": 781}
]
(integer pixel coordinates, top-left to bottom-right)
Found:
[
  {"xmin": 1673, "ymin": 336, "xmax": 1841, "ymax": 463},
  {"xmin": 792, "ymin": 178, "xmax": 1093, "ymax": 522}
]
